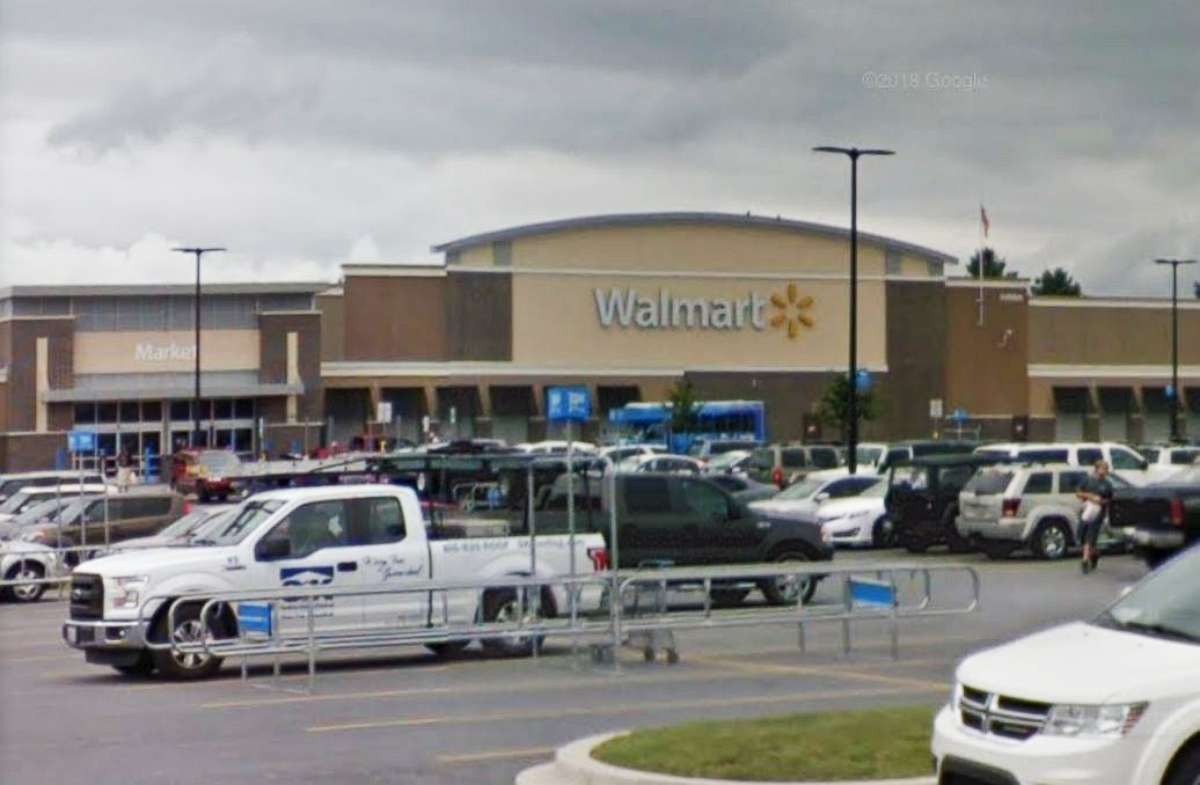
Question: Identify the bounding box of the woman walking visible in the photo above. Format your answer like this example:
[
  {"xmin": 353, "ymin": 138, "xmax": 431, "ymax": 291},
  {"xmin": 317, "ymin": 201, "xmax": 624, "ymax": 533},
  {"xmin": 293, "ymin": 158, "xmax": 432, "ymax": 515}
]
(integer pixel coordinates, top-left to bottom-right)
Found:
[{"xmin": 1076, "ymin": 459, "xmax": 1114, "ymax": 574}]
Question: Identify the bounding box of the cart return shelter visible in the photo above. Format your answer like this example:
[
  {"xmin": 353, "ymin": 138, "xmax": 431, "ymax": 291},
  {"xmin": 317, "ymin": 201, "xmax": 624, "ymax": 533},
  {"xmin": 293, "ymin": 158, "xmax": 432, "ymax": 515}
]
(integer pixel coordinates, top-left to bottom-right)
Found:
[{"xmin": 2, "ymin": 212, "xmax": 1199, "ymax": 470}]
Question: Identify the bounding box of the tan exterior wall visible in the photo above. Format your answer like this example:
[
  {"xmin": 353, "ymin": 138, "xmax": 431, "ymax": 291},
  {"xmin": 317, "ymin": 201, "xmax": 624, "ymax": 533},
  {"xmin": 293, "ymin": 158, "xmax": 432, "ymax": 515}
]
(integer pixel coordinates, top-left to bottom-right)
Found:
[
  {"xmin": 510, "ymin": 272, "xmax": 887, "ymax": 371},
  {"xmin": 943, "ymin": 285, "xmax": 1030, "ymax": 417},
  {"xmin": 1029, "ymin": 301, "xmax": 1200, "ymax": 366},
  {"xmin": 73, "ymin": 329, "xmax": 259, "ymax": 374},
  {"xmin": 458, "ymin": 222, "xmax": 911, "ymax": 277},
  {"xmin": 316, "ymin": 293, "xmax": 346, "ymax": 362}
]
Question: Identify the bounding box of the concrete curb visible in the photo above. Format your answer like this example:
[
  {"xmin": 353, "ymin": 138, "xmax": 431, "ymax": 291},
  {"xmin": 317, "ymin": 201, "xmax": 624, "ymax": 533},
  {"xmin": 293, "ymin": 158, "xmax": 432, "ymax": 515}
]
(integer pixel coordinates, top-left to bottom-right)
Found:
[{"xmin": 515, "ymin": 731, "xmax": 937, "ymax": 785}]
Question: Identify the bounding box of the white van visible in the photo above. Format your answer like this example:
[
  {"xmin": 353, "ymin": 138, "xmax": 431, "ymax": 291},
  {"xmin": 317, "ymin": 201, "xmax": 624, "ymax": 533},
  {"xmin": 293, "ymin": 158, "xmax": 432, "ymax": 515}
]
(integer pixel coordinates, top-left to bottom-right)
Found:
[{"xmin": 973, "ymin": 442, "xmax": 1151, "ymax": 485}]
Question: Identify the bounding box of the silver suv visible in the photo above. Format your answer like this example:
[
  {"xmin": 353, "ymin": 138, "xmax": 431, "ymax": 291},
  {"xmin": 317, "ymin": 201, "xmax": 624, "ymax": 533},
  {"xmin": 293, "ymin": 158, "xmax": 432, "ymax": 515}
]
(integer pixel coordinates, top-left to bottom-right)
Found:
[{"xmin": 956, "ymin": 463, "xmax": 1130, "ymax": 560}]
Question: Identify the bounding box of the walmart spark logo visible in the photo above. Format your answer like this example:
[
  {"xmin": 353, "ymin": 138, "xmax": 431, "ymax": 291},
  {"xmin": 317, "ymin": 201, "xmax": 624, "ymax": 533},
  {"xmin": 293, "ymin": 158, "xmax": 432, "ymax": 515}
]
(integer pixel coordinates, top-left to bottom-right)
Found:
[{"xmin": 769, "ymin": 283, "xmax": 814, "ymax": 339}]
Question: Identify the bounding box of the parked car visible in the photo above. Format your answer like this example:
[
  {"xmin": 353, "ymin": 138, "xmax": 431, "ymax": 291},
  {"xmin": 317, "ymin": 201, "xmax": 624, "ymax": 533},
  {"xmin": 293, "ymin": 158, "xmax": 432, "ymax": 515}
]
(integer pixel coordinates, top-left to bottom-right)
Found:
[
  {"xmin": 1136, "ymin": 444, "xmax": 1200, "ymax": 481},
  {"xmin": 1110, "ymin": 464, "xmax": 1200, "ymax": 568},
  {"xmin": 749, "ymin": 472, "xmax": 880, "ymax": 522},
  {"xmin": 114, "ymin": 505, "xmax": 236, "ymax": 551},
  {"xmin": 687, "ymin": 438, "xmax": 761, "ymax": 461},
  {"xmin": 619, "ymin": 454, "xmax": 705, "ymax": 475},
  {"xmin": 705, "ymin": 473, "xmax": 778, "ymax": 504},
  {"xmin": 0, "ymin": 470, "xmax": 104, "ymax": 503},
  {"xmin": 533, "ymin": 473, "xmax": 833, "ymax": 605},
  {"xmin": 0, "ymin": 484, "xmax": 111, "ymax": 522},
  {"xmin": 63, "ymin": 483, "xmax": 607, "ymax": 678},
  {"xmin": 956, "ymin": 463, "xmax": 1132, "ymax": 560},
  {"xmin": 702, "ymin": 449, "xmax": 753, "ymax": 476},
  {"xmin": 22, "ymin": 489, "xmax": 187, "ymax": 554},
  {"xmin": 816, "ymin": 480, "xmax": 892, "ymax": 548},
  {"xmin": 171, "ymin": 449, "xmax": 242, "ymax": 502},
  {"xmin": 867, "ymin": 440, "xmax": 977, "ymax": 475},
  {"xmin": 933, "ymin": 545, "xmax": 1200, "ymax": 785},
  {"xmin": 0, "ymin": 539, "xmax": 59, "ymax": 603},
  {"xmin": 974, "ymin": 441, "xmax": 1152, "ymax": 485},
  {"xmin": 596, "ymin": 444, "xmax": 664, "ymax": 466},
  {"xmin": 747, "ymin": 444, "xmax": 842, "ymax": 487},
  {"xmin": 515, "ymin": 440, "xmax": 597, "ymax": 455},
  {"xmin": 887, "ymin": 455, "xmax": 1005, "ymax": 553}
]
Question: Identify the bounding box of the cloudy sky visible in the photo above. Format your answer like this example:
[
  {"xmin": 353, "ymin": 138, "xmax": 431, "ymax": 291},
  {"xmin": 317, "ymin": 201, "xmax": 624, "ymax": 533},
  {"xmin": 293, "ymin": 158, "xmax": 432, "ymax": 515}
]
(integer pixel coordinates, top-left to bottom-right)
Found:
[{"xmin": 2, "ymin": 1, "xmax": 1198, "ymax": 294}]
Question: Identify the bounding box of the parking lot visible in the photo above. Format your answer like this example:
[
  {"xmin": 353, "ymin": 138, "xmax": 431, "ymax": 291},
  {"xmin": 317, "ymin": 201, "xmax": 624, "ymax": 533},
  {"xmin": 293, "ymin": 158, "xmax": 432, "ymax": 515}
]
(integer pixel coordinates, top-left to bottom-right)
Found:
[{"xmin": 0, "ymin": 550, "xmax": 1148, "ymax": 785}]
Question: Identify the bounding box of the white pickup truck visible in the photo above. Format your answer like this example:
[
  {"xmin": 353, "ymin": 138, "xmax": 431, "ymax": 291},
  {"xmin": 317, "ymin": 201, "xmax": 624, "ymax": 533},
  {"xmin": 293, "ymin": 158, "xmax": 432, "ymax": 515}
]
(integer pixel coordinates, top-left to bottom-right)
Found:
[
  {"xmin": 933, "ymin": 546, "xmax": 1200, "ymax": 784},
  {"xmin": 62, "ymin": 484, "xmax": 608, "ymax": 679}
]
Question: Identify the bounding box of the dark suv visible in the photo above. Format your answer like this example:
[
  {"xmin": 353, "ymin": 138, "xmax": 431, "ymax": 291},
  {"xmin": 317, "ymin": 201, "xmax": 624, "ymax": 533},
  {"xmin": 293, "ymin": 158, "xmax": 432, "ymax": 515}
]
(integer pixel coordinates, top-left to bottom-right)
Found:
[{"xmin": 886, "ymin": 455, "xmax": 1007, "ymax": 554}]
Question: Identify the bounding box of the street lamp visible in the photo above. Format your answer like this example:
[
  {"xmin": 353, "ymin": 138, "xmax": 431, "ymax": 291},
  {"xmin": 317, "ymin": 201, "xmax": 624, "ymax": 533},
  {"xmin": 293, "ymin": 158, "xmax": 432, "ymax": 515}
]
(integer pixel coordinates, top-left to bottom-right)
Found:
[
  {"xmin": 172, "ymin": 247, "xmax": 225, "ymax": 448},
  {"xmin": 1155, "ymin": 258, "xmax": 1196, "ymax": 442},
  {"xmin": 814, "ymin": 146, "xmax": 894, "ymax": 474}
]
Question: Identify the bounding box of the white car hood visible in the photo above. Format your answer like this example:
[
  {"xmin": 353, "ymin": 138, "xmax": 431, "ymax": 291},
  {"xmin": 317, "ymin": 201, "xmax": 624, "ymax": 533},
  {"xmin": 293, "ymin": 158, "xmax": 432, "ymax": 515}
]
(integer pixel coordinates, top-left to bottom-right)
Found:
[
  {"xmin": 0, "ymin": 539, "xmax": 55, "ymax": 555},
  {"xmin": 957, "ymin": 621, "xmax": 1200, "ymax": 704},
  {"xmin": 79, "ymin": 545, "xmax": 241, "ymax": 578}
]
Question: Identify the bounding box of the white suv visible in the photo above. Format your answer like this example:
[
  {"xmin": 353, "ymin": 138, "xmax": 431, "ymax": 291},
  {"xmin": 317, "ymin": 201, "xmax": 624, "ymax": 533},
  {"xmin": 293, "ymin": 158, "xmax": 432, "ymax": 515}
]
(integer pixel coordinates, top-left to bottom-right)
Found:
[
  {"xmin": 957, "ymin": 464, "xmax": 1131, "ymax": 560},
  {"xmin": 933, "ymin": 546, "xmax": 1200, "ymax": 784},
  {"xmin": 974, "ymin": 442, "xmax": 1152, "ymax": 485}
]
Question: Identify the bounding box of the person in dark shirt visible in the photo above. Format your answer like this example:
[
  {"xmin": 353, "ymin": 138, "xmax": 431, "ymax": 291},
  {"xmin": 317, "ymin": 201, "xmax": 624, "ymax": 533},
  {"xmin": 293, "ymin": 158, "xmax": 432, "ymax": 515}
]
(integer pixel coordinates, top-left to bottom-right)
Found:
[{"xmin": 1076, "ymin": 460, "xmax": 1114, "ymax": 574}]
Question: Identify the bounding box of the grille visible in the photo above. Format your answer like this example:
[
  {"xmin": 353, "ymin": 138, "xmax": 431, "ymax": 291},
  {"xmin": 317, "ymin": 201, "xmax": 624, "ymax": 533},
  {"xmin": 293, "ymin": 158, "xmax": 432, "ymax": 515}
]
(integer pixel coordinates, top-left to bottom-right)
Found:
[
  {"xmin": 959, "ymin": 684, "xmax": 1049, "ymax": 741},
  {"xmin": 69, "ymin": 573, "xmax": 104, "ymax": 620}
]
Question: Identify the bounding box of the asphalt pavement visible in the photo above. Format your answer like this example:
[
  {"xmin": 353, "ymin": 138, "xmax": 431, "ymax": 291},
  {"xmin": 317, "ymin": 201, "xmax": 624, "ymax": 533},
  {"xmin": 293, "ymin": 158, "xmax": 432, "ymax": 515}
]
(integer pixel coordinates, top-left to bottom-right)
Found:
[{"xmin": 0, "ymin": 550, "xmax": 1149, "ymax": 785}]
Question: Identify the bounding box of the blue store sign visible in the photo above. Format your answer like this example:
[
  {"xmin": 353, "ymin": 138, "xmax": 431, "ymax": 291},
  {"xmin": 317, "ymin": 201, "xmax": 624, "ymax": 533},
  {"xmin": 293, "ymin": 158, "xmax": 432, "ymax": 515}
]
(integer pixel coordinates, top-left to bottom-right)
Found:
[
  {"xmin": 67, "ymin": 430, "xmax": 97, "ymax": 453},
  {"xmin": 547, "ymin": 385, "xmax": 592, "ymax": 423}
]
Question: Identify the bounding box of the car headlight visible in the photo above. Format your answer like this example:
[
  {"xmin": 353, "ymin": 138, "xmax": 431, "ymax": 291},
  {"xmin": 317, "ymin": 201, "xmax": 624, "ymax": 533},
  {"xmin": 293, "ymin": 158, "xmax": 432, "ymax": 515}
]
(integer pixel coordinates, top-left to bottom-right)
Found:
[
  {"xmin": 110, "ymin": 575, "xmax": 150, "ymax": 610},
  {"xmin": 1042, "ymin": 703, "xmax": 1147, "ymax": 737}
]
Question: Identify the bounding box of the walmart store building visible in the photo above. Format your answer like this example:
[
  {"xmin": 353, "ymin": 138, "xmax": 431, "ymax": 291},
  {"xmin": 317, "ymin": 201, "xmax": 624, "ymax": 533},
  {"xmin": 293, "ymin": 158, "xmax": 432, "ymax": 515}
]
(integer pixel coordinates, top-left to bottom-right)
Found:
[{"xmin": 2, "ymin": 212, "xmax": 1197, "ymax": 469}]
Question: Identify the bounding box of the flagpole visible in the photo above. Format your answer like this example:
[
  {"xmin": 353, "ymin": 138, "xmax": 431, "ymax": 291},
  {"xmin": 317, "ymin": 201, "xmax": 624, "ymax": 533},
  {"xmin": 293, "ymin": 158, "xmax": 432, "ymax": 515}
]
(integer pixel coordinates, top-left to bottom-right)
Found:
[{"xmin": 977, "ymin": 205, "xmax": 986, "ymax": 327}]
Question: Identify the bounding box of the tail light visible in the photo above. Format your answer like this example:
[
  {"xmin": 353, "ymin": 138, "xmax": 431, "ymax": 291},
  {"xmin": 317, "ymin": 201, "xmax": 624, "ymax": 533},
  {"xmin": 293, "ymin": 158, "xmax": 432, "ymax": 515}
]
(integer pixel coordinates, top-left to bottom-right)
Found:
[
  {"xmin": 1001, "ymin": 498, "xmax": 1020, "ymax": 517},
  {"xmin": 587, "ymin": 546, "xmax": 610, "ymax": 572},
  {"xmin": 1170, "ymin": 497, "xmax": 1185, "ymax": 528},
  {"xmin": 772, "ymin": 467, "xmax": 785, "ymax": 489},
  {"xmin": 183, "ymin": 501, "xmax": 193, "ymax": 514}
]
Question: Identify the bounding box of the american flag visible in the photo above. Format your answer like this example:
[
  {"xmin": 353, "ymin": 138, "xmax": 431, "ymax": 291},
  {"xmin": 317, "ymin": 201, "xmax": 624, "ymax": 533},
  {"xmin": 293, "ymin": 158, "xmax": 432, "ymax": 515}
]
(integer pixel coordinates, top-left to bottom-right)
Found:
[{"xmin": 980, "ymin": 204, "xmax": 990, "ymax": 237}]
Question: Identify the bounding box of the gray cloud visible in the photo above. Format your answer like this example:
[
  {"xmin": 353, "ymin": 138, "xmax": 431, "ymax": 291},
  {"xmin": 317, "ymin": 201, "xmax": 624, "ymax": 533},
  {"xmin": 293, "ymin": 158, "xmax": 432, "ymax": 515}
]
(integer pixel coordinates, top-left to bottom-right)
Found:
[{"xmin": 2, "ymin": 0, "xmax": 1199, "ymax": 295}]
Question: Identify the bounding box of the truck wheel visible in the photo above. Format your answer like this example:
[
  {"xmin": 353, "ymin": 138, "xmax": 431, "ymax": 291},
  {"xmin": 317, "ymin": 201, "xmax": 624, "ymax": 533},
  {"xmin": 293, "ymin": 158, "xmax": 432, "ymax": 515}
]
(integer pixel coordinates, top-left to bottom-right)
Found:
[
  {"xmin": 1032, "ymin": 520, "xmax": 1071, "ymax": 560},
  {"xmin": 112, "ymin": 652, "xmax": 155, "ymax": 676},
  {"xmin": 900, "ymin": 530, "xmax": 930, "ymax": 554},
  {"xmin": 426, "ymin": 641, "xmax": 470, "ymax": 658},
  {"xmin": 871, "ymin": 517, "xmax": 895, "ymax": 549},
  {"xmin": 4, "ymin": 561, "xmax": 46, "ymax": 603},
  {"xmin": 760, "ymin": 551, "xmax": 817, "ymax": 606},
  {"xmin": 710, "ymin": 588, "xmax": 750, "ymax": 608},
  {"xmin": 151, "ymin": 603, "xmax": 226, "ymax": 680},
  {"xmin": 480, "ymin": 588, "xmax": 553, "ymax": 658}
]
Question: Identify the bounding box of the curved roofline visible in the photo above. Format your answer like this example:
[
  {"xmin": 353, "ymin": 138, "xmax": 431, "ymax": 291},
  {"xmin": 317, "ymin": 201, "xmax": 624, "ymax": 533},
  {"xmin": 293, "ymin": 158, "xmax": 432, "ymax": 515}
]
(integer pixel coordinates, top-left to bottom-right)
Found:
[{"xmin": 432, "ymin": 211, "xmax": 956, "ymax": 265}]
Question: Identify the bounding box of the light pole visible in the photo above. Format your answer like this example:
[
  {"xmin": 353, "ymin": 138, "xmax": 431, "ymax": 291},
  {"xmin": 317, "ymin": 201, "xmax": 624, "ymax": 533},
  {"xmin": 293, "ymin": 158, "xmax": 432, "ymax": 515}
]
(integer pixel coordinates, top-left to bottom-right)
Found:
[
  {"xmin": 172, "ymin": 247, "xmax": 225, "ymax": 448},
  {"xmin": 1155, "ymin": 258, "xmax": 1196, "ymax": 442},
  {"xmin": 814, "ymin": 146, "xmax": 894, "ymax": 474}
]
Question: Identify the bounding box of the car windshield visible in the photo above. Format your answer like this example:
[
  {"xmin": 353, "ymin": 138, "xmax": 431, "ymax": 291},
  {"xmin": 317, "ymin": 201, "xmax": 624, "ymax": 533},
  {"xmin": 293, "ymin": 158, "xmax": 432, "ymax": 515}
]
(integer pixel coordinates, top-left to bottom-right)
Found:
[
  {"xmin": 777, "ymin": 477, "xmax": 825, "ymax": 501},
  {"xmin": 0, "ymin": 492, "xmax": 36, "ymax": 514},
  {"xmin": 156, "ymin": 509, "xmax": 218, "ymax": 539},
  {"xmin": 856, "ymin": 446, "xmax": 884, "ymax": 465},
  {"xmin": 707, "ymin": 451, "xmax": 749, "ymax": 471},
  {"xmin": 202, "ymin": 500, "xmax": 285, "ymax": 545},
  {"xmin": 964, "ymin": 470, "xmax": 1014, "ymax": 495},
  {"xmin": 1095, "ymin": 547, "xmax": 1200, "ymax": 643},
  {"xmin": 198, "ymin": 451, "xmax": 239, "ymax": 473},
  {"xmin": 12, "ymin": 498, "xmax": 66, "ymax": 526}
]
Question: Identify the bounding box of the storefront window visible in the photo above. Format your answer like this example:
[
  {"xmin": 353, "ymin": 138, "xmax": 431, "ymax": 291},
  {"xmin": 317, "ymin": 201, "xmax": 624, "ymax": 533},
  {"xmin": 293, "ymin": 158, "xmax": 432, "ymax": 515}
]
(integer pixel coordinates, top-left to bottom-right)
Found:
[
  {"xmin": 234, "ymin": 398, "xmax": 255, "ymax": 419},
  {"xmin": 97, "ymin": 403, "xmax": 117, "ymax": 423},
  {"xmin": 214, "ymin": 398, "xmax": 233, "ymax": 420},
  {"xmin": 169, "ymin": 401, "xmax": 191, "ymax": 422},
  {"xmin": 234, "ymin": 428, "xmax": 254, "ymax": 453},
  {"xmin": 119, "ymin": 401, "xmax": 140, "ymax": 423},
  {"xmin": 74, "ymin": 403, "xmax": 96, "ymax": 424},
  {"xmin": 142, "ymin": 401, "xmax": 162, "ymax": 422}
]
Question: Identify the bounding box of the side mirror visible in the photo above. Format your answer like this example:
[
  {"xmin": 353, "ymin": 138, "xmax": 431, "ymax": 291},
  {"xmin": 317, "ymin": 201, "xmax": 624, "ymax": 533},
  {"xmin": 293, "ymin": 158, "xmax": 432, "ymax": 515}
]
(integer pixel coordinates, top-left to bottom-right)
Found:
[
  {"xmin": 255, "ymin": 537, "xmax": 290, "ymax": 561},
  {"xmin": 814, "ymin": 492, "xmax": 830, "ymax": 503}
]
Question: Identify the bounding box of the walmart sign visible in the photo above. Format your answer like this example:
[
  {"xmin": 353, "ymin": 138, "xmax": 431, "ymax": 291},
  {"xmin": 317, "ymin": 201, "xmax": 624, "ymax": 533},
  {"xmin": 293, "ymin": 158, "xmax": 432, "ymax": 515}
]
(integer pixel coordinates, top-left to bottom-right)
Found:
[{"xmin": 594, "ymin": 288, "xmax": 769, "ymax": 331}]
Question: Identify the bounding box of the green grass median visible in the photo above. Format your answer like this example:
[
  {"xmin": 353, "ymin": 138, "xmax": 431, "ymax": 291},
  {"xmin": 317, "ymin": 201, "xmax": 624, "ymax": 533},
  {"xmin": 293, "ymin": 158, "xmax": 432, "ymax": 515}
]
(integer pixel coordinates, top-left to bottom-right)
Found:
[{"xmin": 591, "ymin": 705, "xmax": 937, "ymax": 782}]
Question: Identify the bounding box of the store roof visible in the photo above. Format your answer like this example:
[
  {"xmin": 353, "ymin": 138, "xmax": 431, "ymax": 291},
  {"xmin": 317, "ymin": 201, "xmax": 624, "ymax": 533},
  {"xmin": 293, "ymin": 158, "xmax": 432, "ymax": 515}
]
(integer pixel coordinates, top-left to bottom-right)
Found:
[
  {"xmin": 0, "ymin": 282, "xmax": 332, "ymax": 299},
  {"xmin": 432, "ymin": 211, "xmax": 957, "ymax": 264}
]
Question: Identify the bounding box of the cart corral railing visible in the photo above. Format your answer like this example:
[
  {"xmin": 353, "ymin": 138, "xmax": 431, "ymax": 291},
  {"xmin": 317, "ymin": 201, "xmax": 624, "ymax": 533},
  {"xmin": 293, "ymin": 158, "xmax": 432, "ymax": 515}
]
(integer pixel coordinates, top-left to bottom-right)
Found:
[{"xmin": 134, "ymin": 561, "xmax": 980, "ymax": 691}]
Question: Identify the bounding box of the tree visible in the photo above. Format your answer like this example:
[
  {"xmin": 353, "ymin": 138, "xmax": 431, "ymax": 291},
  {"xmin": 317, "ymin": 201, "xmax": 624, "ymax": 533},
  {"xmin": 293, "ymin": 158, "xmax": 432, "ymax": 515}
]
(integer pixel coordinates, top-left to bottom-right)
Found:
[
  {"xmin": 667, "ymin": 378, "xmax": 700, "ymax": 435},
  {"xmin": 816, "ymin": 374, "xmax": 880, "ymax": 440},
  {"xmin": 1031, "ymin": 267, "xmax": 1082, "ymax": 297},
  {"xmin": 966, "ymin": 247, "xmax": 1018, "ymax": 279}
]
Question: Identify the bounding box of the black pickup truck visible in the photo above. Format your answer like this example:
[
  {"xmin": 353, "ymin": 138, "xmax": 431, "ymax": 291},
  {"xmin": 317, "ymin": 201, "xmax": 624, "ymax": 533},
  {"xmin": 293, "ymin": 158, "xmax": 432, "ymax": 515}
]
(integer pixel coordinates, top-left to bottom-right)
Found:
[
  {"xmin": 529, "ymin": 472, "xmax": 833, "ymax": 604},
  {"xmin": 1109, "ymin": 470, "xmax": 1200, "ymax": 567}
]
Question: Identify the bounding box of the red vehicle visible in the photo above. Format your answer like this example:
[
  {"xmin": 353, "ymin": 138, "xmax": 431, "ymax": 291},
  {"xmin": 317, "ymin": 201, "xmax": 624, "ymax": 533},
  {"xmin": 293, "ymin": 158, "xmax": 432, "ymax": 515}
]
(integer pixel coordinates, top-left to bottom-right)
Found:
[{"xmin": 170, "ymin": 449, "xmax": 240, "ymax": 502}]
